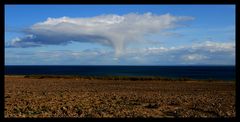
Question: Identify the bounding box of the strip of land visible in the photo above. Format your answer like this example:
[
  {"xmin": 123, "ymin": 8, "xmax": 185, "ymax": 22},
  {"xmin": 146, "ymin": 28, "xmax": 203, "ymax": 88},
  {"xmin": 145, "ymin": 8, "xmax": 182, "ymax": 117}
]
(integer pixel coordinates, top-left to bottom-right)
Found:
[{"xmin": 4, "ymin": 75, "xmax": 235, "ymax": 118}]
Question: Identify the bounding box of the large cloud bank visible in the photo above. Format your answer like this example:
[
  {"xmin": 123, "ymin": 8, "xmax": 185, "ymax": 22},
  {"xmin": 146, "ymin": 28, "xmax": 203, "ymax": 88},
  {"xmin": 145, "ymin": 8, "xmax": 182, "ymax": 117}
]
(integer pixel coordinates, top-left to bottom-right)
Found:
[{"xmin": 6, "ymin": 13, "xmax": 193, "ymax": 57}]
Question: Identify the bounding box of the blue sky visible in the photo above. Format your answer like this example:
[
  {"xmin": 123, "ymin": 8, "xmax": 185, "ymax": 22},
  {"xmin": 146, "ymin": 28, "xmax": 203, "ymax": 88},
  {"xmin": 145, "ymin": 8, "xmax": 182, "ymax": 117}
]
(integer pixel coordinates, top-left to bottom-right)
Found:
[{"xmin": 5, "ymin": 5, "xmax": 235, "ymax": 65}]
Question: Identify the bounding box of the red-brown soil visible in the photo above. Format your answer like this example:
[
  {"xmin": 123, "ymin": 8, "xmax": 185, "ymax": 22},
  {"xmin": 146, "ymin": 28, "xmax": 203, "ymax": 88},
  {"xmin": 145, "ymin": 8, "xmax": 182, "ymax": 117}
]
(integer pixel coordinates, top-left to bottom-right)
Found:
[{"xmin": 4, "ymin": 76, "xmax": 235, "ymax": 118}]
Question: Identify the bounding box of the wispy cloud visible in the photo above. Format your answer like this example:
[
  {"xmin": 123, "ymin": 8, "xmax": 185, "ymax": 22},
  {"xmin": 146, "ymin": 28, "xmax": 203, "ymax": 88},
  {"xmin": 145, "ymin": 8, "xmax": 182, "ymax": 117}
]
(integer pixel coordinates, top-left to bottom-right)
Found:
[
  {"xmin": 5, "ymin": 40, "xmax": 235, "ymax": 65},
  {"xmin": 182, "ymin": 54, "xmax": 208, "ymax": 61}
]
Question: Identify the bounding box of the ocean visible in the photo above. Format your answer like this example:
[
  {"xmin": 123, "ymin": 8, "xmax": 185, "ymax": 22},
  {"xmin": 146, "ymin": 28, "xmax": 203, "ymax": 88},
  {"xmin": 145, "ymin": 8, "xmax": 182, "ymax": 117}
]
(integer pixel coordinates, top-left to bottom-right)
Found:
[{"xmin": 5, "ymin": 66, "xmax": 235, "ymax": 80}]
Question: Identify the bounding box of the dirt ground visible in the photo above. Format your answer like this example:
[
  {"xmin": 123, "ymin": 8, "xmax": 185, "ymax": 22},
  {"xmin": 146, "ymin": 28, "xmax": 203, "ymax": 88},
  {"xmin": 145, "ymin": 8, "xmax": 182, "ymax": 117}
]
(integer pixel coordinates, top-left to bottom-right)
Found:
[{"xmin": 4, "ymin": 76, "xmax": 235, "ymax": 118}]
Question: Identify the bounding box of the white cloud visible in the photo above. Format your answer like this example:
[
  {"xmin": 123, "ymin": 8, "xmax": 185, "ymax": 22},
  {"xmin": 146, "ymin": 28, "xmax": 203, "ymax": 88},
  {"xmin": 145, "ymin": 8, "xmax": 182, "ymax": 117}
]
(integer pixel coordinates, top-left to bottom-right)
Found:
[
  {"xmin": 191, "ymin": 41, "xmax": 235, "ymax": 53},
  {"xmin": 122, "ymin": 40, "xmax": 235, "ymax": 64},
  {"xmin": 182, "ymin": 54, "xmax": 208, "ymax": 61},
  {"xmin": 6, "ymin": 13, "xmax": 194, "ymax": 57},
  {"xmin": 10, "ymin": 37, "xmax": 21, "ymax": 45},
  {"xmin": 5, "ymin": 40, "xmax": 235, "ymax": 65}
]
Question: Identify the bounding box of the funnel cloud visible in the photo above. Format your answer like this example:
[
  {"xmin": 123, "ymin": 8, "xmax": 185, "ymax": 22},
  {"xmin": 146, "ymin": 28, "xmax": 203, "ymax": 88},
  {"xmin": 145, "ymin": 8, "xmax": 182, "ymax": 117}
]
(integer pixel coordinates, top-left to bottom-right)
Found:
[{"xmin": 6, "ymin": 13, "xmax": 194, "ymax": 57}]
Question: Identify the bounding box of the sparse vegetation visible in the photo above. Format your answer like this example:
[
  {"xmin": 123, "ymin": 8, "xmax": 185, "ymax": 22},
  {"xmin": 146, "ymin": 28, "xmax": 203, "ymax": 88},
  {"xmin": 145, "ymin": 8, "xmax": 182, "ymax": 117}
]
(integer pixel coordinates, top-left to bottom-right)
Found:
[{"xmin": 22, "ymin": 74, "xmax": 229, "ymax": 82}]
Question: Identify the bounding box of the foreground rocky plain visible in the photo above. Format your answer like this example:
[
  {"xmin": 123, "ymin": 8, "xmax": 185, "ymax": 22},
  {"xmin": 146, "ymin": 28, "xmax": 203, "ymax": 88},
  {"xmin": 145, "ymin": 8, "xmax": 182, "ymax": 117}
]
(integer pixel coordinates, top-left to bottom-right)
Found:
[{"xmin": 4, "ymin": 75, "xmax": 235, "ymax": 118}]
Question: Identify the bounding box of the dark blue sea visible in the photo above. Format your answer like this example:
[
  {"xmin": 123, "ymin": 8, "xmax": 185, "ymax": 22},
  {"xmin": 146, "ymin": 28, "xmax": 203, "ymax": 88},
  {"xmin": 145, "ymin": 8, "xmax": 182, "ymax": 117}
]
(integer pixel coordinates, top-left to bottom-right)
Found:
[{"xmin": 5, "ymin": 66, "xmax": 235, "ymax": 80}]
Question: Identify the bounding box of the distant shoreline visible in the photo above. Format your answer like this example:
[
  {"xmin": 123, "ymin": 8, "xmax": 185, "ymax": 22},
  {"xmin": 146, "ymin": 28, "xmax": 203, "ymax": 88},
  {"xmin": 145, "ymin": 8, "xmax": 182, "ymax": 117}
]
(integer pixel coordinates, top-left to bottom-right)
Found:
[
  {"xmin": 4, "ymin": 75, "xmax": 235, "ymax": 82},
  {"xmin": 5, "ymin": 65, "xmax": 235, "ymax": 66}
]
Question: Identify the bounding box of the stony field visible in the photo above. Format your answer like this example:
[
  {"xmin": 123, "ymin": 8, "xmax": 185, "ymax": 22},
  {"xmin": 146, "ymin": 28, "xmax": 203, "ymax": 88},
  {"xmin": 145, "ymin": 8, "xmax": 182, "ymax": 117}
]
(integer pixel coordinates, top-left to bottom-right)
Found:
[{"xmin": 4, "ymin": 75, "xmax": 235, "ymax": 118}]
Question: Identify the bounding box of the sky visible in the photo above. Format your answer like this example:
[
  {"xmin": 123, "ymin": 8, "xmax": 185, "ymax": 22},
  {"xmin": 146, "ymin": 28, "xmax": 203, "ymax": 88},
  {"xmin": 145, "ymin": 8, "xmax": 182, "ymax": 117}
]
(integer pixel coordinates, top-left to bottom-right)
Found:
[{"xmin": 5, "ymin": 5, "xmax": 235, "ymax": 65}]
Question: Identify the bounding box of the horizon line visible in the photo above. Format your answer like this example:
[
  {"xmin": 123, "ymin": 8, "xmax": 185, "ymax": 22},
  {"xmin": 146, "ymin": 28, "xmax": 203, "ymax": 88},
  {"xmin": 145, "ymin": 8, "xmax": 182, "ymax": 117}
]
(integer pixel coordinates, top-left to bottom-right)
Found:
[{"xmin": 4, "ymin": 64, "xmax": 235, "ymax": 66}]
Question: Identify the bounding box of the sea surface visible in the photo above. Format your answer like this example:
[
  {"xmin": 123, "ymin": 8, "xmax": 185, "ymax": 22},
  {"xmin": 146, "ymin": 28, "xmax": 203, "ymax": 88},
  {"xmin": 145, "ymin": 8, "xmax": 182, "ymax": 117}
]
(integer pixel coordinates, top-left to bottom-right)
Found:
[{"xmin": 5, "ymin": 66, "xmax": 235, "ymax": 80}]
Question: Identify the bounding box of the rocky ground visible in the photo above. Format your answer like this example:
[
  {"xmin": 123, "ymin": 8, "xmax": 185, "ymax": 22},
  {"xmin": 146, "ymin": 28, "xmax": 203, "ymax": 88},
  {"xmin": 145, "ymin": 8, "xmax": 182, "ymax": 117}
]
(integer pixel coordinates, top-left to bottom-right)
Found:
[{"xmin": 4, "ymin": 76, "xmax": 235, "ymax": 118}]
